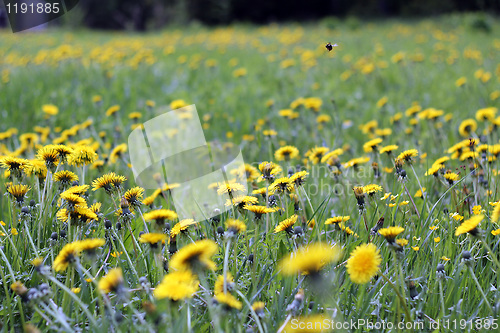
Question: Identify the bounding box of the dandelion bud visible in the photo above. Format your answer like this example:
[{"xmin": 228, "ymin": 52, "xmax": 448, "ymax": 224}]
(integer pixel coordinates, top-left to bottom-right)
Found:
[
  {"xmin": 116, "ymin": 222, "xmax": 122, "ymax": 230},
  {"xmin": 142, "ymin": 301, "xmax": 157, "ymax": 316},
  {"xmin": 104, "ymin": 218, "xmax": 112, "ymax": 229},
  {"xmin": 115, "ymin": 311, "xmax": 124, "ymax": 323},
  {"xmin": 408, "ymin": 281, "xmax": 419, "ymax": 299},
  {"xmin": 26, "ymin": 288, "xmax": 41, "ymax": 303},
  {"xmin": 416, "ymin": 310, "xmax": 424, "ymax": 321},
  {"xmin": 286, "ymin": 289, "xmax": 304, "ymax": 316},
  {"xmin": 462, "ymin": 250, "xmax": 471, "ymax": 260},
  {"xmin": 216, "ymin": 226, "xmax": 225, "ymax": 235},
  {"xmin": 20, "ymin": 206, "xmax": 30, "ymax": 218},
  {"xmin": 120, "ymin": 197, "xmax": 129, "ymax": 209},
  {"xmin": 163, "ymin": 258, "xmax": 169, "ymax": 272},
  {"xmin": 252, "ymin": 301, "xmax": 265, "ymax": 317},
  {"xmin": 38, "ymin": 283, "xmax": 51, "ymax": 298},
  {"xmin": 436, "ymin": 263, "xmax": 446, "ymax": 279},
  {"xmin": 293, "ymin": 226, "xmax": 304, "ymax": 238},
  {"xmin": 59, "ymin": 229, "xmax": 67, "ymax": 239},
  {"xmin": 210, "ymin": 209, "xmax": 221, "ymax": 224},
  {"xmin": 23, "ymin": 324, "xmax": 40, "ymax": 333},
  {"xmin": 462, "ymin": 250, "xmax": 473, "ymax": 266},
  {"xmin": 398, "ymin": 169, "xmax": 407, "ymax": 182},
  {"xmin": 372, "ymin": 162, "xmax": 380, "ymax": 178},
  {"xmin": 268, "ymin": 195, "xmax": 278, "ymax": 207},
  {"xmin": 248, "ymin": 253, "xmax": 254, "ymax": 264},
  {"xmin": 353, "ymin": 186, "xmax": 365, "ymax": 211},
  {"xmin": 395, "ymin": 158, "xmax": 404, "ymax": 173},
  {"xmin": 139, "ymin": 276, "xmax": 151, "ymax": 290},
  {"xmin": 169, "ymin": 240, "xmax": 177, "ymax": 254},
  {"xmin": 11, "ymin": 281, "xmax": 27, "ymax": 298},
  {"xmin": 50, "ymin": 232, "xmax": 58, "ymax": 240}
]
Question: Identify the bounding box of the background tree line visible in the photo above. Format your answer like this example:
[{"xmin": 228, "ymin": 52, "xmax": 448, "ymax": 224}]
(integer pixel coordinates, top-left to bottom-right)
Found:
[{"xmin": 78, "ymin": 0, "xmax": 499, "ymax": 30}]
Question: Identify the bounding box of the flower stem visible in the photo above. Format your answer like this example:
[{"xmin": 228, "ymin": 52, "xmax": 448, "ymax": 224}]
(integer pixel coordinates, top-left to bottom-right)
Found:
[
  {"xmin": 468, "ymin": 265, "xmax": 494, "ymax": 314},
  {"xmin": 379, "ymin": 271, "xmax": 413, "ymax": 326},
  {"xmin": 223, "ymin": 238, "xmax": 232, "ymax": 293}
]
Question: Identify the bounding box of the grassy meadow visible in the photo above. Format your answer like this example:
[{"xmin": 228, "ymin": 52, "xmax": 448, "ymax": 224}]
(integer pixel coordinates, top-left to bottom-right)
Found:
[{"xmin": 0, "ymin": 13, "xmax": 500, "ymax": 332}]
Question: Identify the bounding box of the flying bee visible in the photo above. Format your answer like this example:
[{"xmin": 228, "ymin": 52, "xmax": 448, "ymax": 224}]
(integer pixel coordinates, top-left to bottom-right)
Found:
[{"xmin": 325, "ymin": 42, "xmax": 338, "ymax": 51}]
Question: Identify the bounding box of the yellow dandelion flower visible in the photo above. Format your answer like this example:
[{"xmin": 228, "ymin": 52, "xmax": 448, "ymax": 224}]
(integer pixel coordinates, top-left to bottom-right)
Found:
[
  {"xmin": 68, "ymin": 146, "xmax": 97, "ymax": 166},
  {"xmin": 363, "ymin": 138, "xmax": 383, "ymax": 153},
  {"xmin": 53, "ymin": 170, "xmax": 79, "ymax": 185},
  {"xmin": 123, "ymin": 187, "xmax": 145, "ymax": 207},
  {"xmin": 274, "ymin": 146, "xmax": 300, "ymax": 161},
  {"xmin": 225, "ymin": 195, "xmax": 259, "ymax": 208},
  {"xmin": 215, "ymin": 292, "xmax": 242, "ymax": 310},
  {"xmin": 217, "ymin": 182, "xmax": 246, "ymax": 196},
  {"xmin": 7, "ymin": 184, "xmax": 30, "ymax": 205},
  {"xmin": 138, "ymin": 233, "xmax": 167, "ymax": 246},
  {"xmin": 395, "ymin": 239, "xmax": 408, "ymax": 247},
  {"xmin": 343, "ymin": 156, "xmax": 370, "ymax": 169},
  {"xmin": 363, "ymin": 184, "xmax": 383, "ymax": 196},
  {"xmin": 280, "ymin": 243, "xmax": 342, "ymax": 276},
  {"xmin": 243, "ymin": 205, "xmax": 279, "ymax": 219},
  {"xmin": 455, "ymin": 214, "xmax": 483, "ymax": 236},
  {"xmin": 346, "ymin": 243, "xmax": 381, "ymax": 284},
  {"xmin": 289, "ymin": 171, "xmax": 308, "ymax": 187},
  {"xmin": 308, "ymin": 147, "xmax": 329, "ymax": 164},
  {"xmin": 443, "ymin": 171, "xmax": 460, "ymax": 185},
  {"xmin": 380, "ymin": 144, "xmax": 399, "ymax": 155},
  {"xmin": 170, "ymin": 219, "xmax": 198, "ymax": 238},
  {"xmin": 154, "ymin": 270, "xmax": 199, "ymax": 301},
  {"xmin": 53, "ymin": 242, "xmax": 82, "ymax": 271},
  {"xmin": 274, "ymin": 215, "xmax": 298, "ymax": 233},
  {"xmin": 105, "ymin": 105, "xmax": 120, "ymax": 117},
  {"xmin": 42, "ymin": 104, "xmax": 59, "ymax": 116},
  {"xmin": 425, "ymin": 164, "xmax": 444, "ymax": 176},
  {"xmin": 225, "ymin": 219, "xmax": 247, "ymax": 234},
  {"xmin": 325, "ymin": 216, "xmax": 350, "ymax": 225},
  {"xmin": 76, "ymin": 238, "xmax": 105, "ymax": 252},
  {"xmin": 98, "ymin": 268, "xmax": 124, "ymax": 293},
  {"xmin": 109, "ymin": 144, "xmax": 127, "ymax": 164},
  {"xmin": 378, "ymin": 226, "xmax": 404, "ymax": 242},
  {"xmin": 270, "ymin": 177, "xmax": 294, "ymax": 194},
  {"xmin": 92, "ymin": 172, "xmax": 127, "ymax": 193},
  {"xmin": 258, "ymin": 161, "xmax": 282, "ymax": 181},
  {"xmin": 459, "ymin": 119, "xmax": 477, "ymax": 137},
  {"xmin": 491, "ymin": 204, "xmax": 500, "ymax": 222},
  {"xmin": 397, "ymin": 149, "xmax": 418, "ymax": 163},
  {"xmin": 170, "ymin": 239, "xmax": 218, "ymax": 271}
]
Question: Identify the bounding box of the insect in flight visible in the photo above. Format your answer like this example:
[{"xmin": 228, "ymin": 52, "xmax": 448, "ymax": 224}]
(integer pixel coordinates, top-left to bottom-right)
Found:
[{"xmin": 325, "ymin": 42, "xmax": 338, "ymax": 51}]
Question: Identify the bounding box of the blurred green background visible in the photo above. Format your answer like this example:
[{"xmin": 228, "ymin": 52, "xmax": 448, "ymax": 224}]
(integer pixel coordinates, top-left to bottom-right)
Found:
[{"xmin": 0, "ymin": 0, "xmax": 499, "ymax": 31}]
